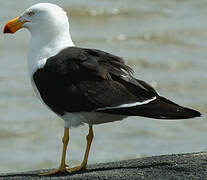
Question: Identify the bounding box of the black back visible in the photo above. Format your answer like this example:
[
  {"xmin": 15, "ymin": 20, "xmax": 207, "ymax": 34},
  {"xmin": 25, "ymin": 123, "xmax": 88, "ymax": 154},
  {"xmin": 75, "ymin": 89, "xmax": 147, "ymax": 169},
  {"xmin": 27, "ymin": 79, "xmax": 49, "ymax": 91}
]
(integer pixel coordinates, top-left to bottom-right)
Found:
[
  {"xmin": 33, "ymin": 47, "xmax": 201, "ymax": 119},
  {"xmin": 33, "ymin": 47, "xmax": 157, "ymax": 115}
]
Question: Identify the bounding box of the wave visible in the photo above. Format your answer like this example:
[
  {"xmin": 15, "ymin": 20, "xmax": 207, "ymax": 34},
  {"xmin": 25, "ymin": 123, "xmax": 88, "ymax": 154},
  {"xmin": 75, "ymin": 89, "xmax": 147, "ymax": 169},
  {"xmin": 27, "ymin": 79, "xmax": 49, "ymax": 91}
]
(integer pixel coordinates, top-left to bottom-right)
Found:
[
  {"xmin": 65, "ymin": 6, "xmax": 169, "ymax": 18},
  {"xmin": 77, "ymin": 31, "xmax": 199, "ymax": 48}
]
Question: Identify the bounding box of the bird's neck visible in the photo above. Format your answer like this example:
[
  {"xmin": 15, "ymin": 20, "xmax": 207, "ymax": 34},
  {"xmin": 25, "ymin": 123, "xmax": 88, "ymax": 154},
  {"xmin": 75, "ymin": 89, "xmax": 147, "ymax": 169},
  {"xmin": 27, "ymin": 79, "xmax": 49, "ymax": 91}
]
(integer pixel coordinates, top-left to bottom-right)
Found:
[{"xmin": 28, "ymin": 30, "xmax": 74, "ymax": 77}]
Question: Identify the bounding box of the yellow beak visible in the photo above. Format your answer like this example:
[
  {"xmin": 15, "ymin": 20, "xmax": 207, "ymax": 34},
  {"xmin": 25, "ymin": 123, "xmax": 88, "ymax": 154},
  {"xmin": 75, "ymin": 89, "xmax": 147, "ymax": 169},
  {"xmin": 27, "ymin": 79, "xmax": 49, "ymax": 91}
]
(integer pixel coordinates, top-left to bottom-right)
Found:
[{"xmin": 3, "ymin": 17, "xmax": 26, "ymax": 34}]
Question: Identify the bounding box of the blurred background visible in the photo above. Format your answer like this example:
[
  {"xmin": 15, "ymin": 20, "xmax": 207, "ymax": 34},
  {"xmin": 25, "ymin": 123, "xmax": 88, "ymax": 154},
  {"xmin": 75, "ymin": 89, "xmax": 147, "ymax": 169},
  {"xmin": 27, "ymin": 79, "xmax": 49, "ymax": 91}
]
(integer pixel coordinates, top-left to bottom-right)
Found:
[{"xmin": 0, "ymin": 0, "xmax": 207, "ymax": 173}]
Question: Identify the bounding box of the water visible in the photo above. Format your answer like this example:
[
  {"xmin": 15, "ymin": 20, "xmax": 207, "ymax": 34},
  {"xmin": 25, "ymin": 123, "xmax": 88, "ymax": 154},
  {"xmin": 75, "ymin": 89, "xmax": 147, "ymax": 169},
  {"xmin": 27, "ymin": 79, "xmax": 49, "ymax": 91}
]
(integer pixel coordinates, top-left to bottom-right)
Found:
[{"xmin": 0, "ymin": 0, "xmax": 207, "ymax": 173}]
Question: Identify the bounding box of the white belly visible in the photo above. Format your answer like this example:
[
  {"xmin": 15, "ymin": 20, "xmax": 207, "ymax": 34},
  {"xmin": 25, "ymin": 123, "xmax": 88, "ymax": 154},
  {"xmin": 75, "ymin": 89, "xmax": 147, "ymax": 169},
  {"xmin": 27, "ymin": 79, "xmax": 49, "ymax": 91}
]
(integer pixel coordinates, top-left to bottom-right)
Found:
[{"xmin": 62, "ymin": 112, "xmax": 126, "ymax": 128}]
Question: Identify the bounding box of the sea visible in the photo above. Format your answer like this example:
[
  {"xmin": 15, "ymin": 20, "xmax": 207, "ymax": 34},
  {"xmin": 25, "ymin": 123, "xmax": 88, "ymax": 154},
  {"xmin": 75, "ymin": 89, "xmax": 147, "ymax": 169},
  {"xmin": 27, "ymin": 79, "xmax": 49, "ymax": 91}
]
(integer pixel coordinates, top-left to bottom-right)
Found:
[{"xmin": 0, "ymin": 0, "xmax": 207, "ymax": 173}]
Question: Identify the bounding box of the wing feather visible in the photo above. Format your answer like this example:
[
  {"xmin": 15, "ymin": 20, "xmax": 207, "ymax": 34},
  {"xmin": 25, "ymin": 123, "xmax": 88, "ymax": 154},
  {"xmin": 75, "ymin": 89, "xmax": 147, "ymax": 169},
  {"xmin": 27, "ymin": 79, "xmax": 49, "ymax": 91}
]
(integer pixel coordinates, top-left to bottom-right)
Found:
[{"xmin": 34, "ymin": 47, "xmax": 158, "ymax": 114}]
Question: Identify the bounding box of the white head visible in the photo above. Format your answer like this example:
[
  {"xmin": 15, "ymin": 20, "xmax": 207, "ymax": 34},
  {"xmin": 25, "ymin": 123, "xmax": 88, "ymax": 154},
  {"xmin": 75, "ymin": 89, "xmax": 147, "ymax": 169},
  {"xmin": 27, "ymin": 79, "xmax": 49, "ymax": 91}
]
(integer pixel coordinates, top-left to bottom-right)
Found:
[
  {"xmin": 5, "ymin": 3, "xmax": 69, "ymax": 35},
  {"xmin": 26, "ymin": 3, "xmax": 69, "ymax": 35},
  {"xmin": 4, "ymin": 3, "xmax": 74, "ymax": 49},
  {"xmin": 4, "ymin": 3, "xmax": 74, "ymax": 75}
]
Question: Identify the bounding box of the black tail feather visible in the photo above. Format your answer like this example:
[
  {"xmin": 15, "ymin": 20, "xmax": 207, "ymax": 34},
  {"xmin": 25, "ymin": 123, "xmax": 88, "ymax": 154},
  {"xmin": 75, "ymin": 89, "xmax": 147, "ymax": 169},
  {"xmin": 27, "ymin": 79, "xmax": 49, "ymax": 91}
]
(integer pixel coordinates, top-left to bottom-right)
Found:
[{"xmin": 99, "ymin": 96, "xmax": 201, "ymax": 119}]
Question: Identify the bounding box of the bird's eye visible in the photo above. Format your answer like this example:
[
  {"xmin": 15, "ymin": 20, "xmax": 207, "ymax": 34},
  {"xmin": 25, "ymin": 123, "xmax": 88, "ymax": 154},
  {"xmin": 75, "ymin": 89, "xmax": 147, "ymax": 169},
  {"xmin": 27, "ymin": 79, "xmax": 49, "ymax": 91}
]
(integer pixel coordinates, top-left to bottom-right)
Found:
[{"xmin": 27, "ymin": 11, "xmax": 35, "ymax": 17}]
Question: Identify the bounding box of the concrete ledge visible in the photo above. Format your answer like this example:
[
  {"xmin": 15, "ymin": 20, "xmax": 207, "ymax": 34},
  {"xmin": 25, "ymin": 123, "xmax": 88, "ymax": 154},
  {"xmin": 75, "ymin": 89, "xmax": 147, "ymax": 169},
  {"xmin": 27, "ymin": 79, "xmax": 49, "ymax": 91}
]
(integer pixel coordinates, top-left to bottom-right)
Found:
[{"xmin": 1, "ymin": 152, "xmax": 207, "ymax": 179}]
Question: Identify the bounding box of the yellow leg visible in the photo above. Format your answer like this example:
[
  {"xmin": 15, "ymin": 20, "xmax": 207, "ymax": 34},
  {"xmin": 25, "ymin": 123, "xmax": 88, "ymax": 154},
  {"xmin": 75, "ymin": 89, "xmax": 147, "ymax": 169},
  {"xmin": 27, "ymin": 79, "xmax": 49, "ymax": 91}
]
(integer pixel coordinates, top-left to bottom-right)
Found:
[
  {"xmin": 40, "ymin": 127, "xmax": 69, "ymax": 175},
  {"xmin": 67, "ymin": 125, "xmax": 94, "ymax": 173}
]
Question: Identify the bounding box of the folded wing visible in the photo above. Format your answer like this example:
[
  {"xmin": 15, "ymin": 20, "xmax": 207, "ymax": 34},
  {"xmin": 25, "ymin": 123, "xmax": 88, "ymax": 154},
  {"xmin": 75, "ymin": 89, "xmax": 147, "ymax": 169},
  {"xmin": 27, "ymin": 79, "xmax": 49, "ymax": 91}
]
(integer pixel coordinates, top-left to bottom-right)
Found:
[{"xmin": 33, "ymin": 47, "xmax": 201, "ymax": 119}]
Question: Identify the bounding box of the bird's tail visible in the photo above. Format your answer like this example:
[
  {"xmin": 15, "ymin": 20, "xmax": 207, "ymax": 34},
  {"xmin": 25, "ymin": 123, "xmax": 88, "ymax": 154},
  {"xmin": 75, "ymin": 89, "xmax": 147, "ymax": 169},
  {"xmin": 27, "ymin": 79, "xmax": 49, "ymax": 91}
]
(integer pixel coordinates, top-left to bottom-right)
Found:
[{"xmin": 99, "ymin": 96, "xmax": 201, "ymax": 119}]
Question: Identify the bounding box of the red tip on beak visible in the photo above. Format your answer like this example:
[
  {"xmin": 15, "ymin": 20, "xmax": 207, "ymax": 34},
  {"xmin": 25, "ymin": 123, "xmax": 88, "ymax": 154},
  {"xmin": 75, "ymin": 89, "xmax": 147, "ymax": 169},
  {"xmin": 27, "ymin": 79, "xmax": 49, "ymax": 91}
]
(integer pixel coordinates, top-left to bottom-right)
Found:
[
  {"xmin": 3, "ymin": 17, "xmax": 25, "ymax": 34},
  {"xmin": 3, "ymin": 24, "xmax": 13, "ymax": 34}
]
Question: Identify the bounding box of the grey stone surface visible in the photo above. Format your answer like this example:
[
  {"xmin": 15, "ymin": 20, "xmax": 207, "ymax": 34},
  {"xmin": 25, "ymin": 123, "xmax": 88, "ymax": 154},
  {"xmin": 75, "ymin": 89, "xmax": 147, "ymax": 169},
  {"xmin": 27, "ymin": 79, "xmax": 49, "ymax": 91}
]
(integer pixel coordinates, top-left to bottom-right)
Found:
[{"xmin": 1, "ymin": 152, "xmax": 207, "ymax": 180}]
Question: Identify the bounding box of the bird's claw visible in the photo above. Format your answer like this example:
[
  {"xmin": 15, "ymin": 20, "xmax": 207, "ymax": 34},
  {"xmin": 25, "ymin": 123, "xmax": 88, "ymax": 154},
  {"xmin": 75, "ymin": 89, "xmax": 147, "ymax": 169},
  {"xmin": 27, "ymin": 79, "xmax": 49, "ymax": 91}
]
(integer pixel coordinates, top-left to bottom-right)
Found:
[
  {"xmin": 39, "ymin": 165, "xmax": 68, "ymax": 176},
  {"xmin": 66, "ymin": 164, "xmax": 87, "ymax": 173}
]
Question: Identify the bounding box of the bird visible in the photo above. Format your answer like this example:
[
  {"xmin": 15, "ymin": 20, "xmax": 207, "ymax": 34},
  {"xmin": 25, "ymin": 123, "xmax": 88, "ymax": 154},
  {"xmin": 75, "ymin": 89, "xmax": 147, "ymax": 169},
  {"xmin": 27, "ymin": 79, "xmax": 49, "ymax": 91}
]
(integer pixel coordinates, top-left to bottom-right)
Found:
[{"xmin": 3, "ymin": 3, "xmax": 201, "ymax": 175}]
